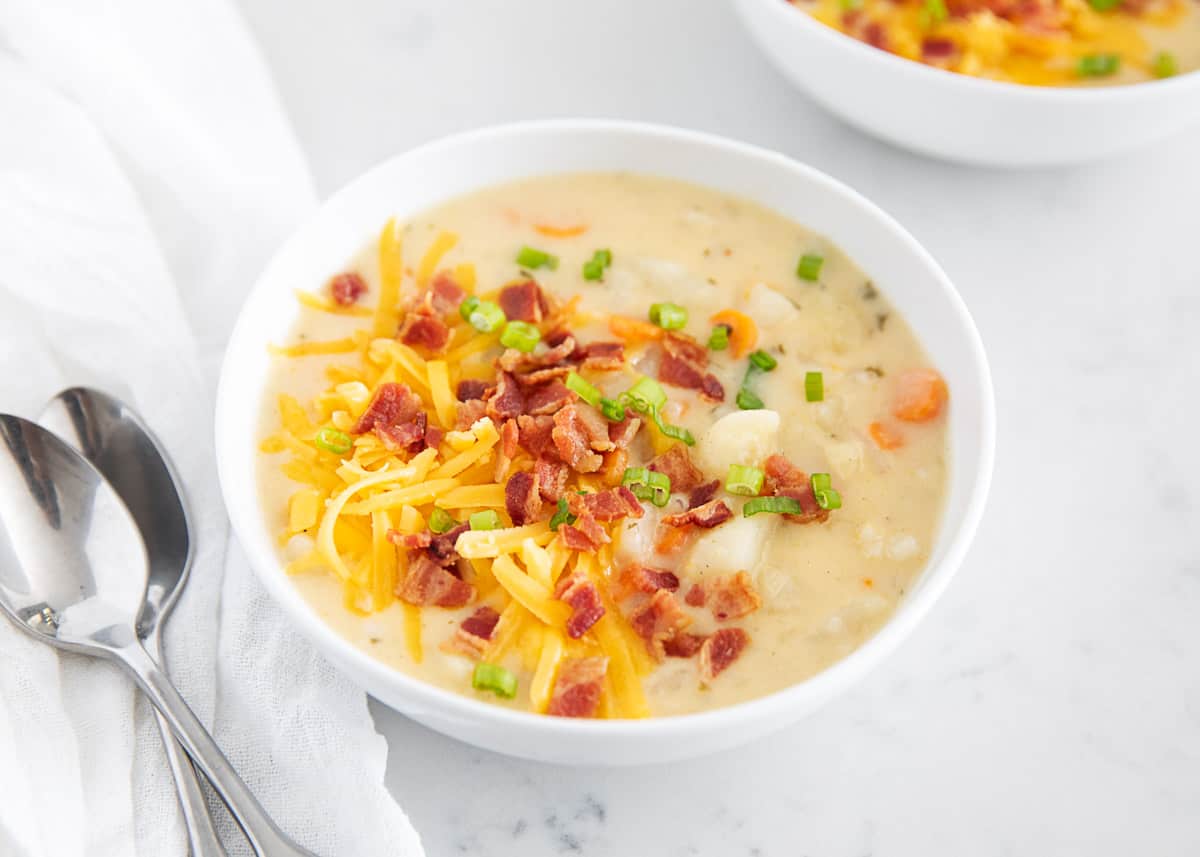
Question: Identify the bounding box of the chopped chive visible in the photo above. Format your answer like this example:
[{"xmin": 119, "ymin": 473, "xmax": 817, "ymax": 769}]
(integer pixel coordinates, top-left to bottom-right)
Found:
[
  {"xmin": 428, "ymin": 507, "xmax": 457, "ymax": 534},
  {"xmin": 1152, "ymin": 51, "xmax": 1178, "ymax": 78},
  {"xmin": 653, "ymin": 410, "xmax": 695, "ymax": 446},
  {"xmin": 726, "ymin": 464, "xmax": 765, "ymax": 496},
  {"xmin": 622, "ymin": 466, "xmax": 671, "ymax": 507},
  {"xmin": 708, "ymin": 324, "xmax": 731, "ymax": 351},
  {"xmin": 582, "ymin": 249, "xmax": 613, "ymax": 281},
  {"xmin": 1077, "ymin": 53, "xmax": 1120, "ymax": 77},
  {"xmin": 459, "ymin": 295, "xmax": 480, "ymax": 322},
  {"xmin": 919, "ymin": 0, "xmax": 948, "ymax": 25},
  {"xmin": 649, "ymin": 302, "xmax": 688, "ymax": 331},
  {"xmin": 549, "ymin": 497, "xmax": 577, "ymax": 531},
  {"xmin": 796, "ymin": 254, "xmax": 824, "ymax": 282},
  {"xmin": 599, "ymin": 397, "xmax": 628, "ymax": 422},
  {"xmin": 468, "ymin": 300, "xmax": 505, "ymax": 333},
  {"xmin": 469, "ymin": 510, "xmax": 501, "ymax": 531},
  {"xmin": 1086, "ymin": 0, "xmax": 1121, "ymax": 10},
  {"xmin": 314, "ymin": 427, "xmax": 353, "ymax": 455},
  {"xmin": 814, "ymin": 488, "xmax": 842, "ymax": 510},
  {"xmin": 472, "ymin": 662, "xmax": 518, "ymax": 699},
  {"xmin": 840, "ymin": 0, "xmax": 863, "ymax": 9},
  {"xmin": 748, "ymin": 350, "xmax": 777, "ymax": 371},
  {"xmin": 516, "ymin": 246, "xmax": 558, "ymax": 270},
  {"xmin": 499, "ymin": 320, "xmax": 541, "ymax": 353},
  {"xmin": 810, "ymin": 472, "xmax": 832, "ymax": 494},
  {"xmin": 625, "ymin": 376, "xmax": 668, "ymax": 412},
  {"xmin": 565, "ymin": 371, "xmax": 602, "ymax": 407},
  {"xmin": 743, "ymin": 495, "xmax": 803, "ymax": 517},
  {"xmin": 805, "ymin": 371, "xmax": 824, "ymax": 402},
  {"xmin": 736, "ymin": 387, "xmax": 764, "ymax": 410}
]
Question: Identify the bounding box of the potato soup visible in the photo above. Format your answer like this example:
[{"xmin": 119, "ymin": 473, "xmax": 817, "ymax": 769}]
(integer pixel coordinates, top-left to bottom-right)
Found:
[{"xmin": 258, "ymin": 173, "xmax": 950, "ymax": 719}]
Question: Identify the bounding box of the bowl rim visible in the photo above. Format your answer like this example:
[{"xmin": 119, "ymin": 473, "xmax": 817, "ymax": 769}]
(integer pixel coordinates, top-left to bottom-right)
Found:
[
  {"xmin": 743, "ymin": 0, "xmax": 1200, "ymax": 100},
  {"xmin": 215, "ymin": 118, "xmax": 996, "ymax": 742}
]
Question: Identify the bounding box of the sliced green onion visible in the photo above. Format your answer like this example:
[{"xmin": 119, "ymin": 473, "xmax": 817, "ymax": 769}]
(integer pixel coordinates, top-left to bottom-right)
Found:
[
  {"xmin": 707, "ymin": 324, "xmax": 731, "ymax": 351},
  {"xmin": 472, "ymin": 662, "xmax": 518, "ymax": 699},
  {"xmin": 810, "ymin": 472, "xmax": 832, "ymax": 494},
  {"xmin": 625, "ymin": 376, "xmax": 668, "ymax": 412},
  {"xmin": 919, "ymin": 0, "xmax": 948, "ymax": 25},
  {"xmin": 1152, "ymin": 51, "xmax": 1178, "ymax": 78},
  {"xmin": 1077, "ymin": 53, "xmax": 1120, "ymax": 77},
  {"xmin": 649, "ymin": 302, "xmax": 688, "ymax": 331},
  {"xmin": 726, "ymin": 464, "xmax": 765, "ymax": 496},
  {"xmin": 549, "ymin": 497, "xmax": 577, "ymax": 531},
  {"xmin": 468, "ymin": 300, "xmax": 506, "ymax": 333},
  {"xmin": 499, "ymin": 320, "xmax": 541, "ymax": 353},
  {"xmin": 599, "ymin": 397, "xmax": 627, "ymax": 422},
  {"xmin": 428, "ymin": 507, "xmax": 457, "ymax": 534},
  {"xmin": 566, "ymin": 371, "xmax": 602, "ymax": 407},
  {"xmin": 651, "ymin": 409, "xmax": 695, "ymax": 445},
  {"xmin": 737, "ymin": 387, "xmax": 764, "ymax": 410},
  {"xmin": 582, "ymin": 249, "xmax": 612, "ymax": 281},
  {"xmin": 1086, "ymin": 0, "xmax": 1121, "ymax": 10},
  {"xmin": 459, "ymin": 295, "xmax": 480, "ymax": 322},
  {"xmin": 743, "ymin": 496, "xmax": 803, "ymax": 517},
  {"xmin": 622, "ymin": 467, "xmax": 671, "ymax": 507},
  {"xmin": 748, "ymin": 350, "xmax": 777, "ymax": 371},
  {"xmin": 805, "ymin": 371, "xmax": 824, "ymax": 402},
  {"xmin": 796, "ymin": 254, "xmax": 824, "ymax": 282},
  {"xmin": 516, "ymin": 246, "xmax": 558, "ymax": 270},
  {"xmin": 469, "ymin": 510, "xmax": 501, "ymax": 531},
  {"xmin": 814, "ymin": 488, "xmax": 843, "ymax": 510},
  {"xmin": 314, "ymin": 427, "xmax": 353, "ymax": 455}
]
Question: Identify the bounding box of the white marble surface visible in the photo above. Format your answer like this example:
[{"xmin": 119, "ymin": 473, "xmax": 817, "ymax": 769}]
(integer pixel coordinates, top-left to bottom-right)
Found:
[{"xmin": 240, "ymin": 1, "xmax": 1200, "ymax": 853}]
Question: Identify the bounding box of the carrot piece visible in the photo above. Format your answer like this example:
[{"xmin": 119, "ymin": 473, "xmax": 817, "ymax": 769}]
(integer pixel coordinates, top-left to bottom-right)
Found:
[
  {"xmin": 869, "ymin": 421, "xmax": 905, "ymax": 450},
  {"xmin": 533, "ymin": 223, "xmax": 588, "ymax": 239},
  {"xmin": 709, "ymin": 309, "xmax": 758, "ymax": 359},
  {"xmin": 609, "ymin": 315, "xmax": 664, "ymax": 342},
  {"xmin": 655, "ymin": 525, "xmax": 690, "ymax": 555},
  {"xmin": 892, "ymin": 369, "xmax": 949, "ymax": 423}
]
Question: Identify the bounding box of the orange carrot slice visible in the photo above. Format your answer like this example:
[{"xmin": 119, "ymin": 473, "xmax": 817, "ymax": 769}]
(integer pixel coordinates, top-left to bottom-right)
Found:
[
  {"xmin": 869, "ymin": 421, "xmax": 905, "ymax": 450},
  {"xmin": 609, "ymin": 315, "xmax": 664, "ymax": 342},
  {"xmin": 534, "ymin": 223, "xmax": 588, "ymax": 239},
  {"xmin": 892, "ymin": 369, "xmax": 948, "ymax": 423},
  {"xmin": 710, "ymin": 309, "xmax": 758, "ymax": 359}
]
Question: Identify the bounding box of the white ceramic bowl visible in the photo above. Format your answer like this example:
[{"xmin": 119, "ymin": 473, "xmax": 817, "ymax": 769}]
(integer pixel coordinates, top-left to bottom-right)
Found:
[
  {"xmin": 215, "ymin": 120, "xmax": 995, "ymax": 765},
  {"xmin": 733, "ymin": 0, "xmax": 1200, "ymax": 167}
]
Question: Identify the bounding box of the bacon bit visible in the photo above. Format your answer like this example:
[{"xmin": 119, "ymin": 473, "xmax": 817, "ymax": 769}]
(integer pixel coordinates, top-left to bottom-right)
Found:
[
  {"xmin": 496, "ymin": 420, "xmax": 518, "ymax": 482},
  {"xmin": 486, "ymin": 371, "xmax": 526, "ymax": 422},
  {"xmin": 862, "ymin": 21, "xmax": 888, "ymax": 50},
  {"xmin": 454, "ymin": 399, "xmax": 487, "ymax": 430},
  {"xmin": 456, "ymin": 378, "xmax": 489, "ymax": 402},
  {"xmin": 556, "ymin": 573, "xmax": 606, "ymax": 639},
  {"xmin": 921, "ymin": 37, "xmax": 958, "ymax": 61},
  {"xmin": 663, "ymin": 633, "xmax": 707, "ymax": 659},
  {"xmin": 629, "ymin": 590, "xmax": 693, "ymax": 659},
  {"xmin": 397, "ymin": 553, "xmax": 474, "ymax": 608},
  {"xmin": 775, "ymin": 484, "xmax": 828, "ymax": 524},
  {"xmin": 552, "ymin": 404, "xmax": 604, "ymax": 473},
  {"xmin": 351, "ymin": 382, "xmax": 422, "ymax": 434},
  {"xmin": 685, "ymin": 584, "xmax": 707, "ymax": 607},
  {"xmin": 498, "ymin": 335, "xmax": 577, "ymax": 374},
  {"xmin": 534, "ymin": 457, "xmax": 569, "ymax": 502},
  {"xmin": 578, "ymin": 404, "xmax": 615, "ymax": 451},
  {"xmin": 523, "ymin": 379, "xmax": 576, "ymax": 415},
  {"xmin": 533, "ymin": 223, "xmax": 588, "ymax": 238},
  {"xmin": 398, "ymin": 309, "xmax": 451, "ymax": 352},
  {"xmin": 663, "ymin": 498, "xmax": 733, "ymax": 529},
  {"xmin": 424, "ymin": 423, "xmax": 445, "ymax": 451},
  {"xmin": 654, "ymin": 524, "xmax": 691, "ymax": 556},
  {"xmin": 608, "ymin": 416, "xmax": 641, "ymax": 450},
  {"xmin": 659, "ymin": 351, "xmax": 725, "ymax": 401},
  {"xmin": 621, "ymin": 565, "xmax": 680, "ymax": 594},
  {"xmin": 518, "ymin": 414, "xmax": 558, "ymax": 459},
  {"xmin": 663, "ymin": 332, "xmax": 708, "ymax": 366},
  {"xmin": 869, "ymin": 421, "xmax": 905, "ymax": 450},
  {"xmin": 375, "ymin": 413, "xmax": 427, "ymax": 452},
  {"xmin": 547, "ymin": 657, "xmax": 607, "ymax": 718},
  {"xmin": 648, "ymin": 444, "xmax": 704, "ymax": 493},
  {"xmin": 561, "ymin": 512, "xmax": 610, "ymax": 552},
  {"xmin": 688, "ymin": 479, "xmax": 721, "ymax": 510},
  {"xmin": 387, "ymin": 530, "xmax": 432, "ymax": 550},
  {"xmin": 567, "ymin": 486, "xmax": 644, "ymax": 522},
  {"xmin": 892, "ymin": 369, "xmax": 948, "ymax": 423},
  {"xmin": 707, "ymin": 571, "xmax": 762, "ymax": 621},
  {"xmin": 427, "ymin": 271, "xmax": 466, "ymax": 315},
  {"xmin": 498, "ymin": 280, "xmax": 548, "ymax": 323},
  {"xmin": 598, "ymin": 449, "xmax": 628, "ymax": 487},
  {"xmin": 445, "ymin": 605, "xmax": 501, "ymax": 657},
  {"xmin": 580, "ymin": 341, "xmax": 625, "ymax": 371},
  {"xmin": 699, "ymin": 628, "xmax": 749, "ymax": 682},
  {"xmin": 763, "ymin": 455, "xmax": 828, "ymax": 524},
  {"xmin": 428, "ymin": 523, "xmax": 470, "ymax": 565},
  {"xmin": 330, "ymin": 272, "xmax": 367, "ymax": 306},
  {"xmin": 505, "ymin": 470, "xmax": 543, "ymax": 527},
  {"xmin": 609, "ymin": 315, "xmax": 664, "ymax": 343}
]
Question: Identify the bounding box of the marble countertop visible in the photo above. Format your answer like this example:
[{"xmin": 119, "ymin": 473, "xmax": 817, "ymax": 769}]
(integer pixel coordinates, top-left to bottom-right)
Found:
[{"xmin": 240, "ymin": 1, "xmax": 1200, "ymax": 853}]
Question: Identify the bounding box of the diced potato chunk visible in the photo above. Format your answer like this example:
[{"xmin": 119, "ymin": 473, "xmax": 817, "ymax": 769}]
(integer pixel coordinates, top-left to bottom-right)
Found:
[
  {"xmin": 681, "ymin": 512, "xmax": 777, "ymax": 582},
  {"xmin": 695, "ymin": 409, "xmax": 780, "ymax": 475}
]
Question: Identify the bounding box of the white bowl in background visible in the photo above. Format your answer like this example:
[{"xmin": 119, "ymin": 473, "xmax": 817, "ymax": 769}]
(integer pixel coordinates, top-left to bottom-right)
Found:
[
  {"xmin": 733, "ymin": 0, "xmax": 1200, "ymax": 167},
  {"xmin": 215, "ymin": 120, "xmax": 995, "ymax": 765}
]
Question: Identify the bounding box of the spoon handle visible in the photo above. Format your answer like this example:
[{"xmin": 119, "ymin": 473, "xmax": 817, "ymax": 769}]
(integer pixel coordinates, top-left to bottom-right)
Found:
[{"xmin": 117, "ymin": 639, "xmax": 320, "ymax": 857}]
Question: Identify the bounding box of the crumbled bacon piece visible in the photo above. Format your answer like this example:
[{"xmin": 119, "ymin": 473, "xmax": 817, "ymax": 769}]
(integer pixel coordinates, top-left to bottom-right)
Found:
[
  {"xmin": 445, "ymin": 605, "xmax": 501, "ymax": 657},
  {"xmin": 424, "ymin": 423, "xmax": 444, "ymax": 451},
  {"xmin": 398, "ymin": 309, "xmax": 451, "ymax": 352},
  {"xmin": 580, "ymin": 341, "xmax": 625, "ymax": 370},
  {"xmin": 688, "ymin": 479, "xmax": 721, "ymax": 510},
  {"xmin": 505, "ymin": 470, "xmax": 543, "ymax": 526},
  {"xmin": 517, "ymin": 365, "xmax": 572, "ymax": 385},
  {"xmin": 547, "ymin": 657, "xmax": 607, "ymax": 718},
  {"xmin": 608, "ymin": 416, "xmax": 641, "ymax": 450},
  {"xmin": 629, "ymin": 590, "xmax": 692, "ymax": 659},
  {"xmin": 921, "ymin": 37, "xmax": 957, "ymax": 61},
  {"xmin": 684, "ymin": 584, "xmax": 707, "ymax": 607},
  {"xmin": 658, "ymin": 333, "xmax": 724, "ymax": 401},
  {"xmin": 707, "ymin": 571, "xmax": 762, "ymax": 621},
  {"xmin": 456, "ymin": 378, "xmax": 489, "ymax": 402},
  {"xmin": 763, "ymin": 454, "xmax": 829, "ymax": 524},
  {"xmin": 375, "ymin": 413, "xmax": 427, "ymax": 451},
  {"xmin": 495, "ymin": 419, "xmax": 519, "ymax": 481},
  {"xmin": 775, "ymin": 484, "xmax": 829, "ymax": 524},
  {"xmin": 556, "ymin": 573, "xmax": 606, "ymax": 639},
  {"xmin": 428, "ymin": 523, "xmax": 470, "ymax": 565},
  {"xmin": 455, "ymin": 399, "xmax": 487, "ymax": 430},
  {"xmin": 535, "ymin": 458, "xmax": 569, "ymax": 502},
  {"xmin": 648, "ymin": 444, "xmax": 704, "ymax": 493},
  {"xmin": 567, "ymin": 487, "xmax": 644, "ymax": 522},
  {"xmin": 523, "ymin": 379, "xmax": 575, "ymax": 415},
  {"xmin": 561, "ymin": 512, "xmax": 610, "ymax": 552},
  {"xmin": 699, "ymin": 628, "xmax": 749, "ymax": 681},
  {"xmin": 486, "ymin": 371, "xmax": 526, "ymax": 422},
  {"xmin": 386, "ymin": 530, "xmax": 432, "ymax": 550},
  {"xmin": 552, "ymin": 404, "xmax": 603, "ymax": 472},
  {"xmin": 498, "ymin": 280, "xmax": 548, "ymax": 323},
  {"xmin": 663, "ymin": 633, "xmax": 707, "ymax": 659},
  {"xmin": 330, "ymin": 272, "xmax": 367, "ymax": 306},
  {"xmin": 598, "ymin": 449, "xmax": 628, "ymax": 487},
  {"xmin": 663, "ymin": 499, "xmax": 733, "ymax": 529},
  {"xmin": 518, "ymin": 414, "xmax": 557, "ymax": 459},
  {"xmin": 427, "ymin": 271, "xmax": 466, "ymax": 315},
  {"xmin": 351, "ymin": 382, "xmax": 422, "ymax": 435},
  {"xmin": 621, "ymin": 565, "xmax": 680, "ymax": 594},
  {"xmin": 498, "ymin": 335, "xmax": 577, "ymax": 374},
  {"xmin": 397, "ymin": 553, "xmax": 474, "ymax": 608}
]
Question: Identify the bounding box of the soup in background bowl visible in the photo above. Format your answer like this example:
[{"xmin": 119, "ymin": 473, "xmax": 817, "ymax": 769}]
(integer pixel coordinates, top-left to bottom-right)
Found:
[{"xmin": 216, "ymin": 121, "xmax": 994, "ymax": 764}]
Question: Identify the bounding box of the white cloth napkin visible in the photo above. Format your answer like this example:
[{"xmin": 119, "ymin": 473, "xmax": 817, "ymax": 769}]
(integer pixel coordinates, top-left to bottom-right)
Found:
[{"xmin": 0, "ymin": 3, "xmax": 424, "ymax": 856}]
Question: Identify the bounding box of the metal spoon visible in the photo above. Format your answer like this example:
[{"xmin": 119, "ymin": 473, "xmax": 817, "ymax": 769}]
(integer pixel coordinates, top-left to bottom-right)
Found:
[
  {"xmin": 39, "ymin": 388, "xmax": 226, "ymax": 857},
  {"xmin": 0, "ymin": 415, "xmax": 318, "ymax": 857}
]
